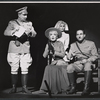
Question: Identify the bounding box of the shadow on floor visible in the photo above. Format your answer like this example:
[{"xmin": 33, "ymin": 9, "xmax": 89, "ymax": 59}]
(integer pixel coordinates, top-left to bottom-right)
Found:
[{"xmin": 0, "ymin": 87, "xmax": 100, "ymax": 98}]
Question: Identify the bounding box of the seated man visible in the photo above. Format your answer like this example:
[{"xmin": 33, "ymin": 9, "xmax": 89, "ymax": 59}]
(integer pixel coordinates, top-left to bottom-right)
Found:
[{"xmin": 67, "ymin": 29, "xmax": 98, "ymax": 96}]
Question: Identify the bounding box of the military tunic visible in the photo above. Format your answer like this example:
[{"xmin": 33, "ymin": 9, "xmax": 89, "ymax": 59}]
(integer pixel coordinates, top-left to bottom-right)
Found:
[
  {"xmin": 4, "ymin": 19, "xmax": 37, "ymax": 74},
  {"xmin": 67, "ymin": 40, "xmax": 98, "ymax": 72}
]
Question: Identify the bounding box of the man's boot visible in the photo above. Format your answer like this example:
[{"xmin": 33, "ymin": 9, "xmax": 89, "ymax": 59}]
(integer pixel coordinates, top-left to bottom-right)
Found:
[
  {"xmin": 67, "ymin": 72, "xmax": 76, "ymax": 94},
  {"xmin": 21, "ymin": 74, "xmax": 31, "ymax": 94},
  {"xmin": 9, "ymin": 74, "xmax": 18, "ymax": 93},
  {"xmin": 81, "ymin": 71, "xmax": 92, "ymax": 96}
]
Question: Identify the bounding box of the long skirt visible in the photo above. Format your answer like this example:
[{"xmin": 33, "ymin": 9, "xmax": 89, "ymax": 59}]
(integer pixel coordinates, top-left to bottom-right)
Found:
[{"xmin": 40, "ymin": 65, "xmax": 69, "ymax": 94}]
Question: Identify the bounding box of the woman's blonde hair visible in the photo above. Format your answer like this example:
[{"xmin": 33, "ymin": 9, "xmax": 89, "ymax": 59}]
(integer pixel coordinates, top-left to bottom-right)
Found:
[{"xmin": 54, "ymin": 20, "xmax": 69, "ymax": 31}]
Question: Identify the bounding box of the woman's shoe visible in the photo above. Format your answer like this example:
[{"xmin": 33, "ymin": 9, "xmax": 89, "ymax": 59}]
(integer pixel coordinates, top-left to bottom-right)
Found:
[{"xmin": 32, "ymin": 90, "xmax": 47, "ymax": 94}]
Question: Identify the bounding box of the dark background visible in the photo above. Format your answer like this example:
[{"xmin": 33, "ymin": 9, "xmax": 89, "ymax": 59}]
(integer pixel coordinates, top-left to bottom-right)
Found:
[{"xmin": 0, "ymin": 3, "xmax": 100, "ymax": 91}]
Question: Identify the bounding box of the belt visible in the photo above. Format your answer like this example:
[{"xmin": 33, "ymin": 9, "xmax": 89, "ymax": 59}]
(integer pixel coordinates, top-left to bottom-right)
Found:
[
  {"xmin": 75, "ymin": 57, "xmax": 88, "ymax": 61},
  {"xmin": 12, "ymin": 35, "xmax": 29, "ymax": 44},
  {"xmin": 54, "ymin": 56, "xmax": 63, "ymax": 60}
]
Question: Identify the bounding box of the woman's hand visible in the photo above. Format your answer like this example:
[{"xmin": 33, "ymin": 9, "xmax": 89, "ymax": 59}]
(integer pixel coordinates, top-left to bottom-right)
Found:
[
  {"xmin": 81, "ymin": 59, "xmax": 87, "ymax": 64},
  {"xmin": 74, "ymin": 61, "xmax": 82, "ymax": 65}
]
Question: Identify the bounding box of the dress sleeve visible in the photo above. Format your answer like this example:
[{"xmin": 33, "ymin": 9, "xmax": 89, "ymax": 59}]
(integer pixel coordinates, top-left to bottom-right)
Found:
[
  {"xmin": 64, "ymin": 34, "xmax": 69, "ymax": 50},
  {"xmin": 43, "ymin": 44, "xmax": 49, "ymax": 58},
  {"xmin": 54, "ymin": 42, "xmax": 65, "ymax": 58}
]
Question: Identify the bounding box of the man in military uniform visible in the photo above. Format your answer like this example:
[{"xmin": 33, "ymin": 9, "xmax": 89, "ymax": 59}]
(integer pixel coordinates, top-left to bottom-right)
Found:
[
  {"xmin": 4, "ymin": 6, "xmax": 37, "ymax": 94},
  {"xmin": 67, "ymin": 29, "xmax": 98, "ymax": 96}
]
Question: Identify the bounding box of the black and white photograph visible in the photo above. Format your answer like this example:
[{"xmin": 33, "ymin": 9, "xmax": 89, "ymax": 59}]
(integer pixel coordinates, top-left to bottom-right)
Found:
[{"xmin": 0, "ymin": 2, "xmax": 100, "ymax": 99}]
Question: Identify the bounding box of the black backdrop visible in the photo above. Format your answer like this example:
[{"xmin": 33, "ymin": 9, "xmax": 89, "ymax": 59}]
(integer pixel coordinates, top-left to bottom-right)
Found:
[{"xmin": 0, "ymin": 3, "xmax": 100, "ymax": 91}]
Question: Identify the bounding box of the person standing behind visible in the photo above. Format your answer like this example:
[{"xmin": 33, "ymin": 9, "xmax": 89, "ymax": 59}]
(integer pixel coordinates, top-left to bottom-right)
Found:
[
  {"xmin": 54, "ymin": 20, "xmax": 69, "ymax": 62},
  {"xmin": 4, "ymin": 6, "xmax": 37, "ymax": 94}
]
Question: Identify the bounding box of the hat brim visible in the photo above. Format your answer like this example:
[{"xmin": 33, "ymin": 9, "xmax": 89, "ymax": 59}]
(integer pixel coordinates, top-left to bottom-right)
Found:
[{"xmin": 45, "ymin": 27, "xmax": 62, "ymax": 39}]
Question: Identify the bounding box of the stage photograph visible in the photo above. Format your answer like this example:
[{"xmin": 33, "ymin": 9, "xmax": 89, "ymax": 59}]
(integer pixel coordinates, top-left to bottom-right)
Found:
[{"xmin": 0, "ymin": 2, "xmax": 100, "ymax": 98}]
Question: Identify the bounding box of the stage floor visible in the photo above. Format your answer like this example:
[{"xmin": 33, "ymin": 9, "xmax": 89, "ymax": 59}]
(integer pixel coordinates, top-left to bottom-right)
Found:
[{"xmin": 0, "ymin": 87, "xmax": 100, "ymax": 98}]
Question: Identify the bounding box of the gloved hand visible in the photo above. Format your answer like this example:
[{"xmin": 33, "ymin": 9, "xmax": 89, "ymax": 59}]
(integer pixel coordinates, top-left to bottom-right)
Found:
[
  {"xmin": 81, "ymin": 59, "xmax": 87, "ymax": 64},
  {"xmin": 12, "ymin": 35, "xmax": 20, "ymax": 47},
  {"xmin": 15, "ymin": 40, "xmax": 20, "ymax": 47}
]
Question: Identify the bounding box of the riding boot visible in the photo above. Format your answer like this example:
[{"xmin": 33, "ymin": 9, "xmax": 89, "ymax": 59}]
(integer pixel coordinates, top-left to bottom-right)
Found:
[
  {"xmin": 67, "ymin": 72, "xmax": 76, "ymax": 94},
  {"xmin": 81, "ymin": 71, "xmax": 92, "ymax": 96},
  {"xmin": 21, "ymin": 74, "xmax": 31, "ymax": 94},
  {"xmin": 9, "ymin": 74, "xmax": 18, "ymax": 93}
]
